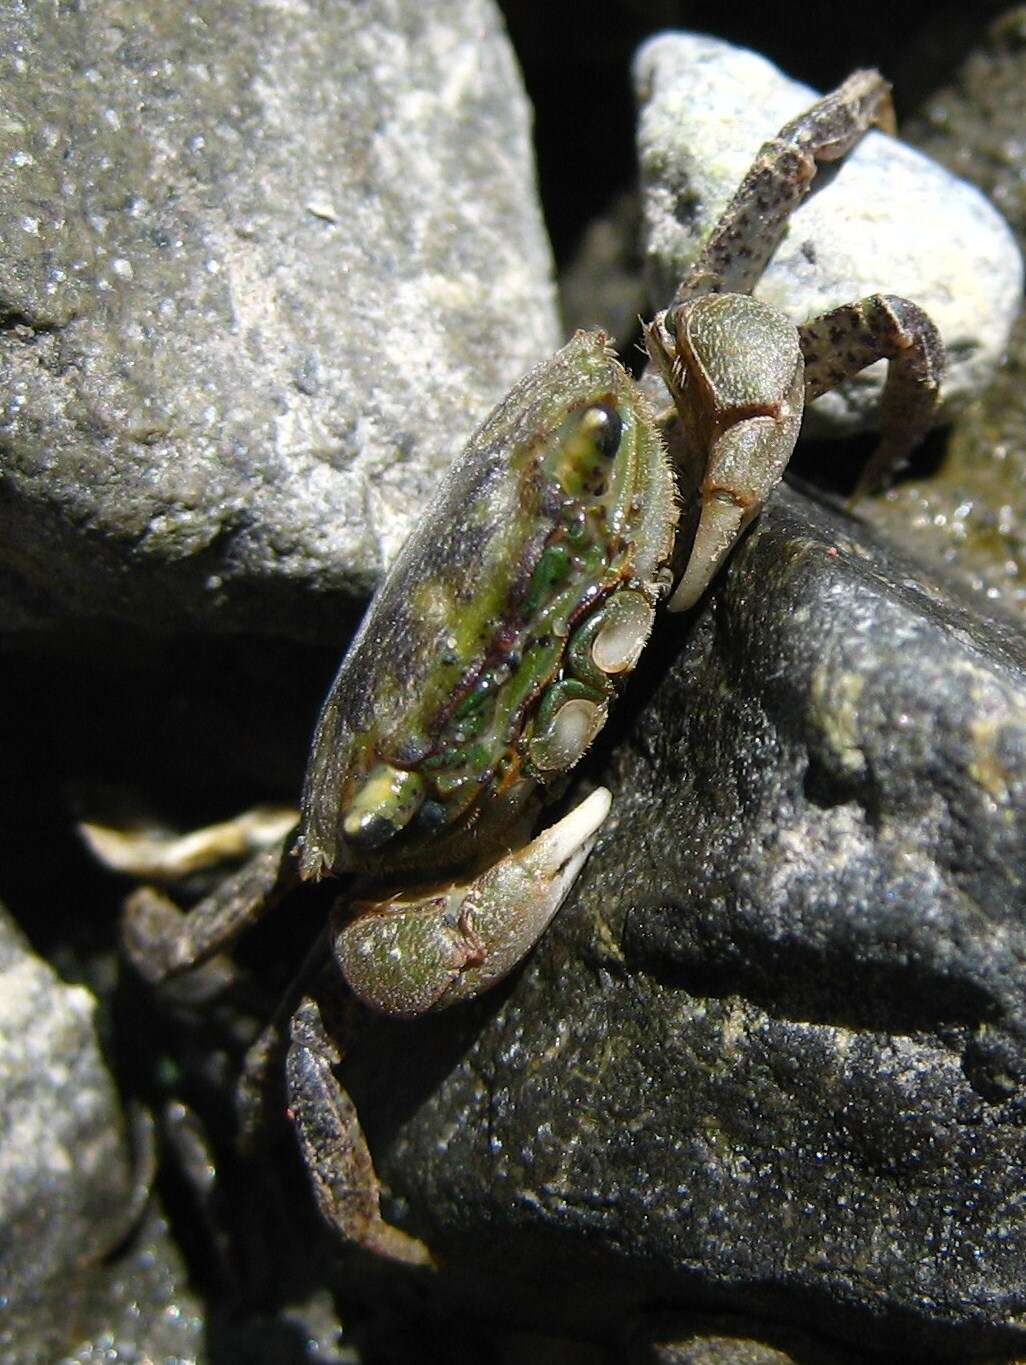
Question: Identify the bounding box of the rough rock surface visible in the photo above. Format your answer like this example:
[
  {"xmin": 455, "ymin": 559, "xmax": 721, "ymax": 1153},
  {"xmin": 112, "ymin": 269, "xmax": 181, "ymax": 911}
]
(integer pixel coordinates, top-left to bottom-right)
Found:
[
  {"xmin": 0, "ymin": 0, "xmax": 558, "ymax": 639},
  {"xmin": 0, "ymin": 898, "xmax": 351, "ymax": 1363},
  {"xmin": 634, "ymin": 33, "xmax": 1022, "ymax": 436},
  {"xmin": 631, "ymin": 1318, "xmax": 862, "ymax": 1365},
  {"xmin": 906, "ymin": 7, "xmax": 1026, "ymax": 247},
  {"xmin": 55, "ymin": 1205, "xmax": 206, "ymax": 1365},
  {"xmin": 342, "ymin": 487, "xmax": 1026, "ymax": 1361},
  {"xmin": 867, "ymin": 306, "xmax": 1026, "ymax": 620},
  {"xmin": 0, "ymin": 903, "xmax": 142, "ymax": 1359},
  {"xmin": 866, "ymin": 12, "xmax": 1026, "ymax": 621}
]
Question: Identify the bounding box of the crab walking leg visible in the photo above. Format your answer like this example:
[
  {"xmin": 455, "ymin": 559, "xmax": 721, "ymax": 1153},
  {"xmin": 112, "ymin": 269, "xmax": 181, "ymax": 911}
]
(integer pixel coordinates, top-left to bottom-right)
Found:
[
  {"xmin": 287, "ymin": 793, "xmax": 610, "ymax": 1261},
  {"xmin": 234, "ymin": 924, "xmax": 336, "ymax": 1150},
  {"xmin": 122, "ymin": 836, "xmax": 300, "ymax": 984},
  {"xmin": 287, "ymin": 994, "xmax": 436, "ymax": 1267},
  {"xmin": 674, "ymin": 69, "xmax": 894, "ymax": 304},
  {"xmin": 79, "ymin": 805, "xmax": 297, "ymax": 880},
  {"xmin": 334, "ymin": 786, "xmax": 612, "ymax": 1018},
  {"xmin": 798, "ymin": 294, "xmax": 945, "ymax": 500}
]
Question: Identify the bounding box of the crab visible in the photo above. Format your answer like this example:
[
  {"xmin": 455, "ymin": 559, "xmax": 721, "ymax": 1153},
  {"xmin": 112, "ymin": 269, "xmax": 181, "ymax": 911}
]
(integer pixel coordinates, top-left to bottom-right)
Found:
[{"xmin": 109, "ymin": 70, "xmax": 943, "ymax": 1267}]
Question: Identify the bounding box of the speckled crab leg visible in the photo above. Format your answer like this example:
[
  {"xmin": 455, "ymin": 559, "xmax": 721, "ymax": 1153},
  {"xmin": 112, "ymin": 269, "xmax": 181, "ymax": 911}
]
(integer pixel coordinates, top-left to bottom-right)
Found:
[
  {"xmin": 121, "ymin": 836, "xmax": 300, "ymax": 983},
  {"xmin": 286, "ymin": 993, "xmax": 436, "ymax": 1268},
  {"xmin": 798, "ymin": 293, "xmax": 945, "ymax": 498},
  {"xmin": 671, "ymin": 68, "xmax": 895, "ymax": 304},
  {"xmin": 647, "ymin": 70, "xmax": 943, "ymax": 612}
]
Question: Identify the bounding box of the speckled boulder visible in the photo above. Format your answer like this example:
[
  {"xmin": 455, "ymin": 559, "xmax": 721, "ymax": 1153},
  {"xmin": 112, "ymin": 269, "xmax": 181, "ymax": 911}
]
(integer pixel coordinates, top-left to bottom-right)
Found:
[
  {"xmin": 0, "ymin": 0, "xmax": 558, "ymax": 639},
  {"xmin": 0, "ymin": 903, "xmax": 143, "ymax": 1358},
  {"xmin": 634, "ymin": 33, "xmax": 1022, "ymax": 436}
]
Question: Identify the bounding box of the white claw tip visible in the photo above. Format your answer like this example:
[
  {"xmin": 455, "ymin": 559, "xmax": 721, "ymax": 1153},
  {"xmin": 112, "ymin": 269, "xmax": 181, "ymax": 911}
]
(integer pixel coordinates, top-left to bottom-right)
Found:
[
  {"xmin": 568, "ymin": 785, "xmax": 613, "ymax": 841},
  {"xmin": 531, "ymin": 786, "xmax": 612, "ymax": 876}
]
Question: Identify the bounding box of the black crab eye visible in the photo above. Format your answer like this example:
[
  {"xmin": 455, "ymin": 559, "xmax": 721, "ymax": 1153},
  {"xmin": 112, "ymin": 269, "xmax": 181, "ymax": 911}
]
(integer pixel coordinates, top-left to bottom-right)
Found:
[
  {"xmin": 581, "ymin": 402, "xmax": 623, "ymax": 459},
  {"xmin": 662, "ymin": 306, "xmax": 680, "ymax": 340}
]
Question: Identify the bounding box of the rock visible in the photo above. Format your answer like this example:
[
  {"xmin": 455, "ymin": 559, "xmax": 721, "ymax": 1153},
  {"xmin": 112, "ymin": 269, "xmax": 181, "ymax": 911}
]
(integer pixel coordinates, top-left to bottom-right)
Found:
[
  {"xmin": 864, "ymin": 12, "xmax": 1026, "ymax": 622},
  {"xmin": 866, "ymin": 296, "xmax": 1026, "ymax": 619},
  {"xmin": 0, "ymin": 0, "xmax": 558, "ymax": 640},
  {"xmin": 0, "ymin": 903, "xmax": 143, "ymax": 1358},
  {"xmin": 906, "ymin": 7, "xmax": 1026, "ymax": 249},
  {"xmin": 345, "ymin": 486, "xmax": 1026, "ymax": 1360},
  {"xmin": 0, "ymin": 896, "xmax": 353, "ymax": 1363},
  {"xmin": 560, "ymin": 191, "xmax": 647, "ymax": 348},
  {"xmin": 633, "ymin": 33, "xmax": 1022, "ymax": 436},
  {"xmin": 631, "ymin": 1317, "xmax": 856, "ymax": 1365},
  {"xmin": 55, "ymin": 1205, "xmax": 205, "ymax": 1365}
]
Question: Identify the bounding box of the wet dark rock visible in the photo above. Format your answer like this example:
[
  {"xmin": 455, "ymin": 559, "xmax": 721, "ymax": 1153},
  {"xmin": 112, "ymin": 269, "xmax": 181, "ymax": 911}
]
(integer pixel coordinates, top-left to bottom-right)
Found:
[
  {"xmin": 906, "ymin": 7, "xmax": 1026, "ymax": 246},
  {"xmin": 867, "ymin": 10, "xmax": 1026, "ymax": 620},
  {"xmin": 868, "ymin": 309, "xmax": 1026, "ymax": 618},
  {"xmin": 630, "ymin": 1315, "xmax": 862, "ymax": 1365},
  {"xmin": 345, "ymin": 487, "xmax": 1026, "ymax": 1361},
  {"xmin": 0, "ymin": 0, "xmax": 558, "ymax": 641}
]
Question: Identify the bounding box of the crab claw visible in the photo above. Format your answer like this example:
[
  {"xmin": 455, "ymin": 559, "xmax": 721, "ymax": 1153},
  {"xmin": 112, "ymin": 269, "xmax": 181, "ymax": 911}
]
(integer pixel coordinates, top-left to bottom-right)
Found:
[
  {"xmin": 334, "ymin": 787, "xmax": 612, "ymax": 1018},
  {"xmin": 648, "ymin": 294, "xmax": 806, "ymax": 613},
  {"xmin": 669, "ymin": 411, "xmax": 802, "ymax": 611}
]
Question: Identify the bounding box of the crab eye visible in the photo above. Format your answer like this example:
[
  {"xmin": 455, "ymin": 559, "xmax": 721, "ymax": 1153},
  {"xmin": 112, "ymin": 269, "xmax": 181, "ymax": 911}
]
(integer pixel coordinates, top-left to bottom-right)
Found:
[
  {"xmin": 579, "ymin": 402, "xmax": 623, "ymax": 459},
  {"xmin": 553, "ymin": 399, "xmax": 628, "ymax": 498},
  {"xmin": 662, "ymin": 307, "xmax": 680, "ymax": 340},
  {"xmin": 342, "ymin": 763, "xmax": 426, "ymax": 849}
]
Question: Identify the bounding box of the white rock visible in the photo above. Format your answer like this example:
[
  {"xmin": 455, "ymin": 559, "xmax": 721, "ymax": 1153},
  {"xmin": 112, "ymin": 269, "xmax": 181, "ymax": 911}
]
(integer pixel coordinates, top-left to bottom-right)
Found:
[{"xmin": 634, "ymin": 33, "xmax": 1023, "ymax": 435}]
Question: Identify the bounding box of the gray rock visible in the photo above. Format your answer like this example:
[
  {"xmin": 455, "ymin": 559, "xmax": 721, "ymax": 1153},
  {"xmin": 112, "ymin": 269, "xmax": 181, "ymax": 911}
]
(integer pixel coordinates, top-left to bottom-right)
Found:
[
  {"xmin": 634, "ymin": 33, "xmax": 1023, "ymax": 436},
  {"xmin": 631, "ymin": 1318, "xmax": 856, "ymax": 1365},
  {"xmin": 54, "ymin": 1205, "xmax": 205, "ymax": 1365},
  {"xmin": 346, "ymin": 487, "xmax": 1026, "ymax": 1360},
  {"xmin": 0, "ymin": 0, "xmax": 558, "ymax": 639},
  {"xmin": 560, "ymin": 191, "xmax": 647, "ymax": 348},
  {"xmin": 0, "ymin": 908, "xmax": 334, "ymax": 1364},
  {"xmin": 905, "ymin": 7, "xmax": 1026, "ymax": 253},
  {"xmin": 0, "ymin": 904, "xmax": 143, "ymax": 1359}
]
